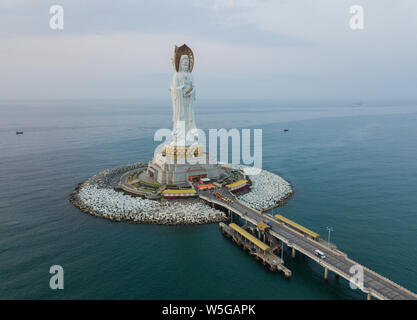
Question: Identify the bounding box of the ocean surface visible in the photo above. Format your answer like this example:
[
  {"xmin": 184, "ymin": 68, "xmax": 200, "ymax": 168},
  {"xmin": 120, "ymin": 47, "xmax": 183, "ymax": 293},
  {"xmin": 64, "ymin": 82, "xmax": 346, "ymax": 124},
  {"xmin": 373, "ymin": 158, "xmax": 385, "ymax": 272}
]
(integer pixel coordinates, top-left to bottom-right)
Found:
[{"xmin": 0, "ymin": 99, "xmax": 416, "ymax": 299}]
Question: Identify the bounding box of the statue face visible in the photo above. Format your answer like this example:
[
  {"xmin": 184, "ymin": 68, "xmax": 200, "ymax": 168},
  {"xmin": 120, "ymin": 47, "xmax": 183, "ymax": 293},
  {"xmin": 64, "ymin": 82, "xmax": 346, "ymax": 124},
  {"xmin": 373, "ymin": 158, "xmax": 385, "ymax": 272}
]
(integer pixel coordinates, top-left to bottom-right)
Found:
[{"xmin": 180, "ymin": 56, "xmax": 189, "ymax": 72}]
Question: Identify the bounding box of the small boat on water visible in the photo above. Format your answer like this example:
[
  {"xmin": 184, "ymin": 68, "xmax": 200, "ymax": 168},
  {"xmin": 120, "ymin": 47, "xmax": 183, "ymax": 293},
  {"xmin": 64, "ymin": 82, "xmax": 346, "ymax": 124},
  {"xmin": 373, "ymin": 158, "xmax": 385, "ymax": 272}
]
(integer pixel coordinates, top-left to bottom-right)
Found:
[
  {"xmin": 284, "ymin": 129, "xmax": 289, "ymax": 132},
  {"xmin": 16, "ymin": 131, "xmax": 24, "ymax": 135}
]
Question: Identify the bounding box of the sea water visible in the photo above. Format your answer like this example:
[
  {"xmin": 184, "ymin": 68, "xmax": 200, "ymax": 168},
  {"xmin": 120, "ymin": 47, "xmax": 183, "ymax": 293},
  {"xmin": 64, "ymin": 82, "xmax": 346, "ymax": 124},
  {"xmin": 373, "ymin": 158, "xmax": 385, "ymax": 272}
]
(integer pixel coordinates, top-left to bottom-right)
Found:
[{"xmin": 0, "ymin": 99, "xmax": 416, "ymax": 299}]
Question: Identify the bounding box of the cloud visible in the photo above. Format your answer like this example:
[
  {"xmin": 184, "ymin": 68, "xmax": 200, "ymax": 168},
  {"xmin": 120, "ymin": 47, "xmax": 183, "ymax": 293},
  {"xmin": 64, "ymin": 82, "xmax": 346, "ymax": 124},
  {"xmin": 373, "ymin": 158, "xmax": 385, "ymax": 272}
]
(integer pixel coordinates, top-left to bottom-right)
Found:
[
  {"xmin": 0, "ymin": 0, "xmax": 306, "ymax": 48},
  {"xmin": 0, "ymin": 0, "xmax": 416, "ymax": 100},
  {"xmin": 212, "ymin": 0, "xmax": 238, "ymax": 10}
]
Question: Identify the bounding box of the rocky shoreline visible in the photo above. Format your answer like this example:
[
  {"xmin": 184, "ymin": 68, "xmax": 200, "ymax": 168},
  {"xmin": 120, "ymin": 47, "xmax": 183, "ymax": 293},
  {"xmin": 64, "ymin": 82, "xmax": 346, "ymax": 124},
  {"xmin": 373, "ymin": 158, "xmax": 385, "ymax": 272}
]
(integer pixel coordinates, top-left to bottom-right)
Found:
[
  {"xmin": 227, "ymin": 164, "xmax": 293, "ymax": 211},
  {"xmin": 69, "ymin": 162, "xmax": 293, "ymax": 225}
]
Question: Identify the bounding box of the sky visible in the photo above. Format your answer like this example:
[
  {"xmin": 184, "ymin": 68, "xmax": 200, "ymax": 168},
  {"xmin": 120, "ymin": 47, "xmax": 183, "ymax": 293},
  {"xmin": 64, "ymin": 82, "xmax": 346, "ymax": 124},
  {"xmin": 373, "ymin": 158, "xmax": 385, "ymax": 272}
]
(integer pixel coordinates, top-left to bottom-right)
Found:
[{"xmin": 1, "ymin": 0, "xmax": 417, "ymax": 100}]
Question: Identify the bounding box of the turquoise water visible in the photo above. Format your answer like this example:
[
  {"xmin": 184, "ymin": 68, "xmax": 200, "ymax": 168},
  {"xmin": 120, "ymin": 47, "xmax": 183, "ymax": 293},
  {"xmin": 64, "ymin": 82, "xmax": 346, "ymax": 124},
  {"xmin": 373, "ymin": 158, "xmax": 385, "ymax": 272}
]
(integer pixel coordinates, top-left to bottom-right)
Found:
[{"xmin": 0, "ymin": 100, "xmax": 416, "ymax": 299}]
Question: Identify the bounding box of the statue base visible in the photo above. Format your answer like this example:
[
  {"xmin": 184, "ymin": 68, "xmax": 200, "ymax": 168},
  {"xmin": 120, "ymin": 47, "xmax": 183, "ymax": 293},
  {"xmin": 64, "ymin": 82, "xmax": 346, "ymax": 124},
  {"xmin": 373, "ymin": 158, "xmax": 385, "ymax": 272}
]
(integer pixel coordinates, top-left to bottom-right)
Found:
[{"xmin": 147, "ymin": 144, "xmax": 221, "ymax": 185}]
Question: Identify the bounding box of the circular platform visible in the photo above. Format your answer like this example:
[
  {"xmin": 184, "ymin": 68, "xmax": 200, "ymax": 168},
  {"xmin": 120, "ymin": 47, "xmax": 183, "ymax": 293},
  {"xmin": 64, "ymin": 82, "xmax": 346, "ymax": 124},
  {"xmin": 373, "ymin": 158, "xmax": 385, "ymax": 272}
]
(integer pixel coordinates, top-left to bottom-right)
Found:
[{"xmin": 69, "ymin": 162, "xmax": 293, "ymax": 225}]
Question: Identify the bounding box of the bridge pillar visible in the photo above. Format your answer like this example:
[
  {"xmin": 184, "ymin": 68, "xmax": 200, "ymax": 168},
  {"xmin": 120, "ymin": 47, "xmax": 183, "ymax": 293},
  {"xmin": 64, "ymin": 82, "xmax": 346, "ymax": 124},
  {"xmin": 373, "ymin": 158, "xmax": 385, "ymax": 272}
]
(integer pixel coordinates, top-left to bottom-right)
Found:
[
  {"xmin": 367, "ymin": 293, "xmax": 372, "ymax": 300},
  {"xmin": 324, "ymin": 267, "xmax": 329, "ymax": 280},
  {"xmin": 291, "ymin": 247, "xmax": 296, "ymax": 259}
]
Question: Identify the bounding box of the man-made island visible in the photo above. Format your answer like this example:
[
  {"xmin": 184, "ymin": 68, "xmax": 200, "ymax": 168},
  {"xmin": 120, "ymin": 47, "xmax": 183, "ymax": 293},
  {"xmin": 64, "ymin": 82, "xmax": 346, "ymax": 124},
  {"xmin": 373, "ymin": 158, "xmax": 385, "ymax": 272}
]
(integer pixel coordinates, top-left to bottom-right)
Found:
[
  {"xmin": 70, "ymin": 162, "xmax": 292, "ymax": 224},
  {"xmin": 70, "ymin": 44, "xmax": 292, "ymax": 225}
]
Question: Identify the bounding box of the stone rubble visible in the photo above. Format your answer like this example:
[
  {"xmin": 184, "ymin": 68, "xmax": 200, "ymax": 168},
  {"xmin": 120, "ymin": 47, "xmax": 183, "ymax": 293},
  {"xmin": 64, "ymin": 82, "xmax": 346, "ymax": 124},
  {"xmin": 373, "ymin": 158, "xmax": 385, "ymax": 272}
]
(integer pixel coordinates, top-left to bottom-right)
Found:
[
  {"xmin": 75, "ymin": 184, "xmax": 226, "ymax": 224},
  {"xmin": 224, "ymin": 164, "xmax": 293, "ymax": 211},
  {"xmin": 69, "ymin": 162, "xmax": 292, "ymax": 224}
]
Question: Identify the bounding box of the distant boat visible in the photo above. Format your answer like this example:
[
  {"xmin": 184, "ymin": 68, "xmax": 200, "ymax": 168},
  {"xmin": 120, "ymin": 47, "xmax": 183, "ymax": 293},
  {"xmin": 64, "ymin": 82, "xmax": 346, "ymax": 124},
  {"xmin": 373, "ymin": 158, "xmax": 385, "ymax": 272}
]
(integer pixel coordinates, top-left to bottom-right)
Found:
[
  {"xmin": 284, "ymin": 129, "xmax": 289, "ymax": 132},
  {"xmin": 16, "ymin": 131, "xmax": 24, "ymax": 135}
]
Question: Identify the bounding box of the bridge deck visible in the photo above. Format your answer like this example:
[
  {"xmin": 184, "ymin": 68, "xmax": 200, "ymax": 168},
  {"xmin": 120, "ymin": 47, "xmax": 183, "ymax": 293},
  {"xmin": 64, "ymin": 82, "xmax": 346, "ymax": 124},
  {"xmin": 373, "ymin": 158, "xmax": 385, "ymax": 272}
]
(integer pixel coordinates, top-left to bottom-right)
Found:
[{"xmin": 199, "ymin": 188, "xmax": 417, "ymax": 300}]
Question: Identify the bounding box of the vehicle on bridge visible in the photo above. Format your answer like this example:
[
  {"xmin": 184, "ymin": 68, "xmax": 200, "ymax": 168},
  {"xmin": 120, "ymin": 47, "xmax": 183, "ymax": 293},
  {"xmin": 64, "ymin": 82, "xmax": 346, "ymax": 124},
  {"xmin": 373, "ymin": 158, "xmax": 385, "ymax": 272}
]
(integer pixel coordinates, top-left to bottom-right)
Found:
[
  {"xmin": 214, "ymin": 192, "xmax": 222, "ymax": 198},
  {"xmin": 314, "ymin": 249, "xmax": 326, "ymax": 259},
  {"xmin": 213, "ymin": 191, "xmax": 233, "ymax": 203}
]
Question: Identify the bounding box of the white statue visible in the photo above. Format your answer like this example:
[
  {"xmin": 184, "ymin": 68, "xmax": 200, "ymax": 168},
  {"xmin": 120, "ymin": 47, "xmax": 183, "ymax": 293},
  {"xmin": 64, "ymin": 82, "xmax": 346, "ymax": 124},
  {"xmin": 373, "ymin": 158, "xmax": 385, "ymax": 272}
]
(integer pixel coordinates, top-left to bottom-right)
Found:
[{"xmin": 170, "ymin": 45, "xmax": 197, "ymax": 146}]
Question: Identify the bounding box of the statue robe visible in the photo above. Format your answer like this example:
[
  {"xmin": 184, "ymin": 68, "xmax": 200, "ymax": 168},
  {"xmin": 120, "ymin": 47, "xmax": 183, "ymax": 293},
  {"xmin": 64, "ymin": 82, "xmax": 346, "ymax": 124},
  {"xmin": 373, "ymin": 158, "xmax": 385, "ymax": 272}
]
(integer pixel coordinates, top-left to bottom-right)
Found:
[{"xmin": 170, "ymin": 71, "xmax": 197, "ymax": 146}]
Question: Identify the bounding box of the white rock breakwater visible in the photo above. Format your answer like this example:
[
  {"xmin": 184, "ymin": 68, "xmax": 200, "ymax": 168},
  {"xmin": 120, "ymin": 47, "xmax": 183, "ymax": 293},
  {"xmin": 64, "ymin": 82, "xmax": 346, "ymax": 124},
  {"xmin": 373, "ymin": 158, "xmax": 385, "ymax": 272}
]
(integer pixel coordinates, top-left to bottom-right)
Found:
[
  {"xmin": 76, "ymin": 185, "xmax": 226, "ymax": 224},
  {"xmin": 70, "ymin": 162, "xmax": 227, "ymax": 224},
  {"xmin": 70, "ymin": 162, "xmax": 292, "ymax": 224},
  {"xmin": 224, "ymin": 164, "xmax": 293, "ymax": 211}
]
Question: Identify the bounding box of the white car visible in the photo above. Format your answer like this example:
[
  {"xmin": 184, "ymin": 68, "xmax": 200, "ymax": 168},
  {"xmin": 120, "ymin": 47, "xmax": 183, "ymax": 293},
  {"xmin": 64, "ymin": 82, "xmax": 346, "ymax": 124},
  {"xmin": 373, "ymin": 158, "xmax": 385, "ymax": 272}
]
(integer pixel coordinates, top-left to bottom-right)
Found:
[{"xmin": 314, "ymin": 249, "xmax": 326, "ymax": 259}]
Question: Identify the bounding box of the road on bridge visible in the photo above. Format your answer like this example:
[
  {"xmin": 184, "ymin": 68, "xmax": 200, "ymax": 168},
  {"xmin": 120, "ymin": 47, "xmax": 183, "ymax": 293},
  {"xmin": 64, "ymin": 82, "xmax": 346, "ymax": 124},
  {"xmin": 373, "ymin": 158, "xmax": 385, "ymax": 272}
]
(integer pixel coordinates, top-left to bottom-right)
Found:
[{"xmin": 198, "ymin": 187, "xmax": 417, "ymax": 300}]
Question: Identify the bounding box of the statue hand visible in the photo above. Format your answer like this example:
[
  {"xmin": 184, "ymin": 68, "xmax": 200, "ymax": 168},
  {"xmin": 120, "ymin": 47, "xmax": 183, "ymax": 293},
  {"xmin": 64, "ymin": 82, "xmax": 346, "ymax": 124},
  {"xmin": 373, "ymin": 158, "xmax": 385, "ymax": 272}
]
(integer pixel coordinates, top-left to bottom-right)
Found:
[{"xmin": 184, "ymin": 87, "xmax": 193, "ymax": 96}]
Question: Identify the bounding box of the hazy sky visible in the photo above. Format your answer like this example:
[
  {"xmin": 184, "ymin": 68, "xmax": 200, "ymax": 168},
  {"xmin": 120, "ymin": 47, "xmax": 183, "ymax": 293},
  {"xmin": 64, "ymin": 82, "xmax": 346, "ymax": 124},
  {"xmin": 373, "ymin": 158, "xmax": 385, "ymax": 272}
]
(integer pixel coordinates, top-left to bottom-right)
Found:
[{"xmin": 1, "ymin": 0, "xmax": 416, "ymax": 100}]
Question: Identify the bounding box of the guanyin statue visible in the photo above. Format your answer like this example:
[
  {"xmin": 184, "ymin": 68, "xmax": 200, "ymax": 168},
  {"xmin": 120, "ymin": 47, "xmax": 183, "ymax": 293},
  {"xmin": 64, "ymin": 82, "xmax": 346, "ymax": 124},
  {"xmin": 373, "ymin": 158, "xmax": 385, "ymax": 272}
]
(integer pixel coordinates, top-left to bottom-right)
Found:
[
  {"xmin": 147, "ymin": 44, "xmax": 221, "ymax": 184},
  {"xmin": 169, "ymin": 44, "xmax": 198, "ymax": 146}
]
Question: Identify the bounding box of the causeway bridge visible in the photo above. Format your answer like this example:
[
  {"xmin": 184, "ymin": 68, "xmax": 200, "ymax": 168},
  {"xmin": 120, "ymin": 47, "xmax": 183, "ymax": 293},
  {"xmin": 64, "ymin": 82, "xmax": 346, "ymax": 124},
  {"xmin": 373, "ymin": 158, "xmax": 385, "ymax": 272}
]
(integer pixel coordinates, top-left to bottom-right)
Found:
[{"xmin": 198, "ymin": 187, "xmax": 417, "ymax": 300}]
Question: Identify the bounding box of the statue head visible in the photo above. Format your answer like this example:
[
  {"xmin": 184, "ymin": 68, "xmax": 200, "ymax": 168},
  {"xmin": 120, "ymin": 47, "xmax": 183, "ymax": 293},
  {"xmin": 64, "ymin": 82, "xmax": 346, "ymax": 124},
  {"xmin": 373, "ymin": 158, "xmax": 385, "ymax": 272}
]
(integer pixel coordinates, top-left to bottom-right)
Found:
[
  {"xmin": 174, "ymin": 44, "xmax": 194, "ymax": 72},
  {"xmin": 179, "ymin": 55, "xmax": 189, "ymax": 72}
]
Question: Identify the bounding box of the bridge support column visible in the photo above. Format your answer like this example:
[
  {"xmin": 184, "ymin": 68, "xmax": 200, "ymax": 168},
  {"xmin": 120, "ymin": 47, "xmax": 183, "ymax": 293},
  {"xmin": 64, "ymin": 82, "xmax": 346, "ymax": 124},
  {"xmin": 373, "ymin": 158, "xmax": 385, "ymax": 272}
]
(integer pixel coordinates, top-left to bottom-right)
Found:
[
  {"xmin": 291, "ymin": 247, "xmax": 296, "ymax": 259},
  {"xmin": 367, "ymin": 293, "xmax": 372, "ymax": 300},
  {"xmin": 324, "ymin": 267, "xmax": 328, "ymax": 280}
]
